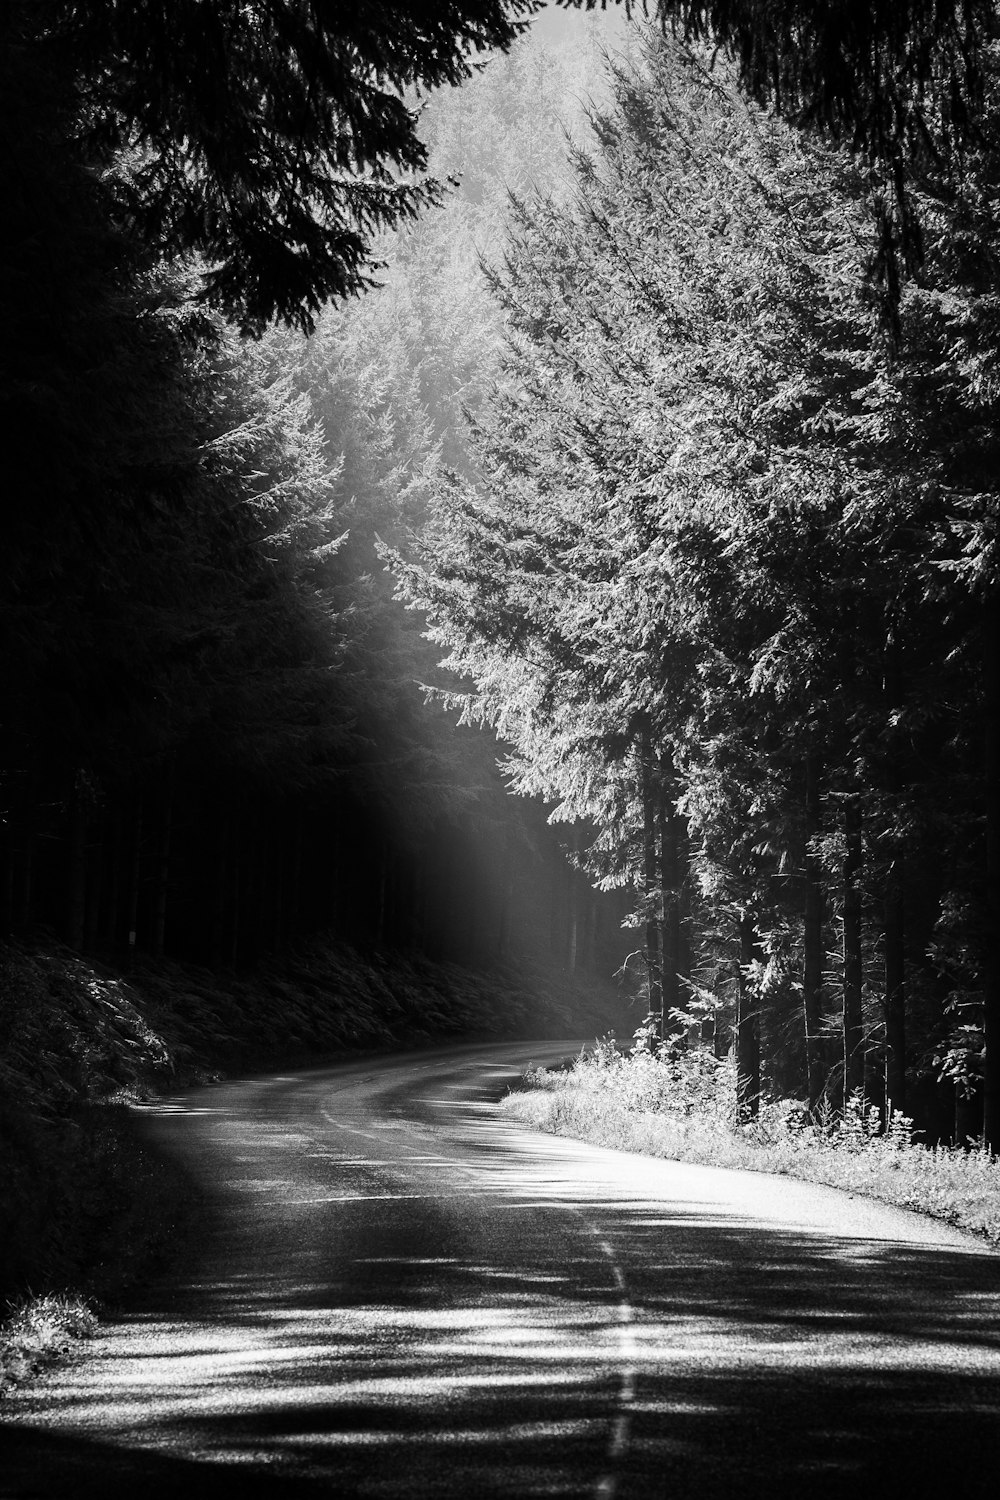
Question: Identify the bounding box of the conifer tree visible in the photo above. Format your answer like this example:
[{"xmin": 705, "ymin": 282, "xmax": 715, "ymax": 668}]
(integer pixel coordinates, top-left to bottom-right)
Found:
[{"xmin": 392, "ymin": 30, "xmax": 1000, "ymax": 1137}]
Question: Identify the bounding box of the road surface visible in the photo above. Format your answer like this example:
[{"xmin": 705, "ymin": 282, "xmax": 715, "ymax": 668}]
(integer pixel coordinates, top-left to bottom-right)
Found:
[{"xmin": 3, "ymin": 1041, "xmax": 1000, "ymax": 1497}]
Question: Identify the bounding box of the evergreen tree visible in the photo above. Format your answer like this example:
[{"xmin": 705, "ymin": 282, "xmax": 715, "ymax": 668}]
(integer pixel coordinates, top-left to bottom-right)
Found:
[{"xmin": 392, "ymin": 30, "xmax": 1000, "ymax": 1139}]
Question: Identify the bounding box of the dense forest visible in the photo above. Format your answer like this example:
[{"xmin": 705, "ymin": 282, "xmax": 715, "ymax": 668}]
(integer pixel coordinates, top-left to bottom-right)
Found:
[
  {"xmin": 395, "ymin": 34, "xmax": 1000, "ymax": 1148},
  {"xmin": 3, "ymin": 0, "xmax": 1000, "ymax": 1155},
  {"xmin": 1, "ymin": 6, "xmax": 633, "ymax": 1001}
]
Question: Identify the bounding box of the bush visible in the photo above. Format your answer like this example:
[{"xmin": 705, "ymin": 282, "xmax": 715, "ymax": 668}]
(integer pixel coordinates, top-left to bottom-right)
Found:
[
  {"xmin": 502, "ymin": 1034, "xmax": 1000, "ymax": 1246},
  {"xmin": 0, "ymin": 1293, "xmax": 96, "ymax": 1395}
]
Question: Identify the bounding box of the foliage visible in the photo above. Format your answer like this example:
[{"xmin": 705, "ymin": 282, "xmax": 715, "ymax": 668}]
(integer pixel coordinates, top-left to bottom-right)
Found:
[
  {"xmin": 0, "ymin": 1294, "xmax": 96, "ymax": 1397},
  {"xmin": 504, "ymin": 1043, "xmax": 1000, "ymax": 1246},
  {"xmin": 14, "ymin": 1, "xmax": 996, "ymax": 332},
  {"xmin": 391, "ymin": 27, "xmax": 1000, "ymax": 1141},
  {"xmin": 16, "ymin": 0, "xmax": 545, "ymax": 332}
]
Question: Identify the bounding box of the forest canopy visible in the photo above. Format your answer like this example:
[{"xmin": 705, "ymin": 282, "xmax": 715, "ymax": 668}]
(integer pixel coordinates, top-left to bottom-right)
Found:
[
  {"xmin": 6, "ymin": 0, "xmax": 996, "ymax": 330},
  {"xmin": 4, "ymin": 1, "xmax": 1000, "ymax": 1150},
  {"xmin": 0, "ymin": 6, "xmax": 629, "ymax": 1005}
]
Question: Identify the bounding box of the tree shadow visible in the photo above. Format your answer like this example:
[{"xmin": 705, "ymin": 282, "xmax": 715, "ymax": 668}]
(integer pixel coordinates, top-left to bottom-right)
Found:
[{"xmin": 6, "ymin": 1064, "xmax": 1000, "ymax": 1496}]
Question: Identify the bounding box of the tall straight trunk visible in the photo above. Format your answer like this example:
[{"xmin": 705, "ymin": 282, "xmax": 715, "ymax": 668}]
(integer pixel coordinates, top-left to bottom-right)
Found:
[
  {"xmin": 803, "ymin": 754, "xmax": 825, "ymax": 1107},
  {"xmin": 658, "ymin": 803, "xmax": 681, "ymax": 1034},
  {"xmin": 588, "ymin": 891, "xmax": 603, "ymax": 974},
  {"xmin": 880, "ymin": 636, "xmax": 907, "ymax": 1122},
  {"xmin": 985, "ymin": 591, "xmax": 1000, "ymax": 1153},
  {"xmin": 737, "ymin": 913, "xmax": 762, "ymax": 1121},
  {"xmin": 640, "ymin": 731, "xmax": 662, "ymax": 1030},
  {"xmin": 567, "ymin": 882, "xmax": 578, "ymax": 975},
  {"xmin": 66, "ymin": 774, "xmax": 87, "ymax": 951},
  {"xmin": 678, "ymin": 857, "xmax": 691, "ymax": 992},
  {"xmin": 566, "ymin": 827, "xmax": 579, "ymax": 974},
  {"xmin": 842, "ymin": 801, "xmax": 865, "ymax": 1107},
  {"xmin": 678, "ymin": 859, "xmax": 697, "ymax": 1045},
  {"xmin": 883, "ymin": 877, "xmax": 907, "ymax": 1118}
]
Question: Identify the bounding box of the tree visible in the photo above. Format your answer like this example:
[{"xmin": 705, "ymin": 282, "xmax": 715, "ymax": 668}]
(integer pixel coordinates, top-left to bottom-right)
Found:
[
  {"xmin": 8, "ymin": 0, "xmax": 541, "ymax": 333},
  {"xmin": 9, "ymin": 1, "xmax": 995, "ymax": 334},
  {"xmin": 392, "ymin": 29, "xmax": 1000, "ymax": 1142}
]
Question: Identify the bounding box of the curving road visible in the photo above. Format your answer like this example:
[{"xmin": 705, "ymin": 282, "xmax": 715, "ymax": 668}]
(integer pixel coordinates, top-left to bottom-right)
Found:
[{"xmin": 4, "ymin": 1041, "xmax": 1000, "ymax": 1498}]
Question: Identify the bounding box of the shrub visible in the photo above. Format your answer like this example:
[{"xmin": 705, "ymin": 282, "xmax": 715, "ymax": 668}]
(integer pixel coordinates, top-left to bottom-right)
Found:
[{"xmin": 503, "ymin": 1037, "xmax": 1000, "ymax": 1246}]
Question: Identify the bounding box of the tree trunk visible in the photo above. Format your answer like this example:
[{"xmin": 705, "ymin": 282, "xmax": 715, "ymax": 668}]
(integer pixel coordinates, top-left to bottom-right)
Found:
[
  {"xmin": 985, "ymin": 591, "xmax": 1000, "ymax": 1153},
  {"xmin": 678, "ymin": 863, "xmax": 700, "ymax": 1048},
  {"xmin": 880, "ymin": 636, "xmax": 907, "ymax": 1123},
  {"xmin": 567, "ymin": 898, "xmax": 578, "ymax": 974},
  {"xmin": 679, "ymin": 867, "xmax": 692, "ymax": 982},
  {"xmin": 803, "ymin": 754, "xmax": 825, "ymax": 1107},
  {"xmin": 640, "ymin": 731, "xmax": 662, "ymax": 1030},
  {"xmin": 581, "ymin": 883, "xmax": 596, "ymax": 971},
  {"xmin": 842, "ymin": 801, "xmax": 865, "ymax": 1108},
  {"xmin": 737, "ymin": 912, "xmax": 762, "ymax": 1121},
  {"xmin": 659, "ymin": 803, "xmax": 682, "ymax": 1036},
  {"xmin": 883, "ymin": 877, "xmax": 907, "ymax": 1118}
]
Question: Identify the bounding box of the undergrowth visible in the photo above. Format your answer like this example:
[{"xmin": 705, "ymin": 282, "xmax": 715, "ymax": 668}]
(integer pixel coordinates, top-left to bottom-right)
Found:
[
  {"xmin": 501, "ymin": 1029, "xmax": 1000, "ymax": 1247},
  {"xmin": 0, "ymin": 1293, "xmax": 97, "ymax": 1394}
]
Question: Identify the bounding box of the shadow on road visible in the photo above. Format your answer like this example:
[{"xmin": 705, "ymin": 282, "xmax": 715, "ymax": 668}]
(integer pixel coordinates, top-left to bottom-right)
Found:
[{"xmin": 4, "ymin": 1061, "xmax": 1000, "ymax": 1497}]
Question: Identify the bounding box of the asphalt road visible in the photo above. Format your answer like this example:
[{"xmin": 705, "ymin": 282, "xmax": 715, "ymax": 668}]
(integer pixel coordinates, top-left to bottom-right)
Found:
[{"xmin": 4, "ymin": 1041, "xmax": 1000, "ymax": 1498}]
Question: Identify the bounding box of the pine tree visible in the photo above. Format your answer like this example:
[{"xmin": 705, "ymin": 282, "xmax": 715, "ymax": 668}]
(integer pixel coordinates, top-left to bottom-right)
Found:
[{"xmin": 391, "ymin": 30, "xmax": 1000, "ymax": 1136}]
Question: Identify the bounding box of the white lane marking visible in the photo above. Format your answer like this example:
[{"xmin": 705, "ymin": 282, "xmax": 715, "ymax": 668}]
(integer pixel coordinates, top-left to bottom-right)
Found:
[
  {"xmin": 580, "ymin": 1227, "xmax": 636, "ymax": 1498},
  {"xmin": 319, "ymin": 1089, "xmax": 636, "ymax": 1493}
]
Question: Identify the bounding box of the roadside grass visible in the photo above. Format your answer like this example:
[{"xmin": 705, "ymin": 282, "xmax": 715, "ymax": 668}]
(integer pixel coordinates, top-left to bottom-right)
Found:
[
  {"xmin": 0, "ymin": 1294, "xmax": 97, "ymax": 1393},
  {"xmin": 0, "ymin": 1096, "xmax": 199, "ymax": 1397},
  {"xmin": 500, "ymin": 1037, "xmax": 1000, "ymax": 1247}
]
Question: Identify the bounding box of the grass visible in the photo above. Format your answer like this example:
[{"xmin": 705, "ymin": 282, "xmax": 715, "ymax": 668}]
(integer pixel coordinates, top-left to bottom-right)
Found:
[
  {"xmin": 0, "ymin": 1293, "xmax": 97, "ymax": 1395},
  {"xmin": 500, "ymin": 1036, "xmax": 1000, "ymax": 1247}
]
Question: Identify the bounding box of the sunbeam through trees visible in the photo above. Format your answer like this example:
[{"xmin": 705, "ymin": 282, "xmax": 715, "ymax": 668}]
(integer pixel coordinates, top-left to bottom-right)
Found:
[{"xmin": 5, "ymin": 7, "xmax": 1000, "ymax": 1480}]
